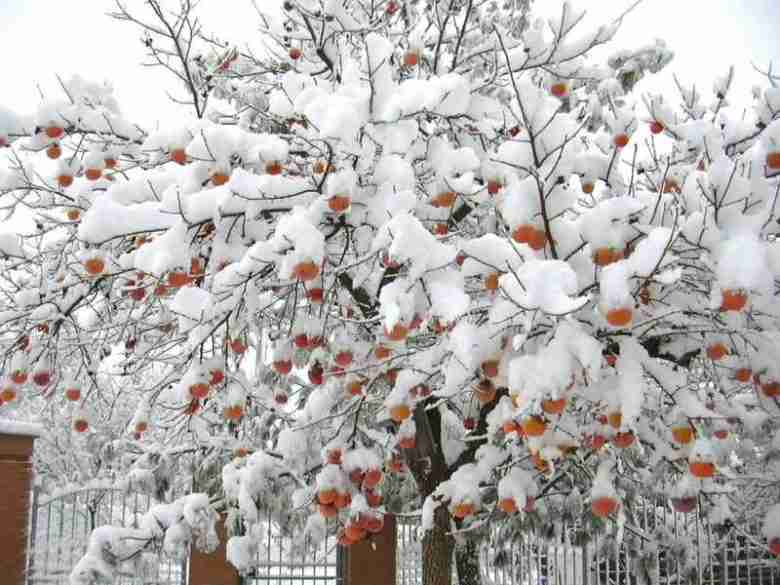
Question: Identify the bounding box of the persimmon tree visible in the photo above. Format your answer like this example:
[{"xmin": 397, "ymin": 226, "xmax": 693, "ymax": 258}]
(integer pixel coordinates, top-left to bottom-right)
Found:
[{"xmin": 3, "ymin": 1, "xmax": 780, "ymax": 584}]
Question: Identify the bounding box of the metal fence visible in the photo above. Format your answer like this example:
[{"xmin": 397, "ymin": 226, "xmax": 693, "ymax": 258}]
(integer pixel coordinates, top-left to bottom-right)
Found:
[
  {"xmin": 397, "ymin": 498, "xmax": 780, "ymax": 585},
  {"xmin": 242, "ymin": 511, "xmax": 339, "ymax": 585},
  {"xmin": 27, "ymin": 488, "xmax": 780, "ymax": 585},
  {"xmin": 26, "ymin": 487, "xmax": 187, "ymax": 585}
]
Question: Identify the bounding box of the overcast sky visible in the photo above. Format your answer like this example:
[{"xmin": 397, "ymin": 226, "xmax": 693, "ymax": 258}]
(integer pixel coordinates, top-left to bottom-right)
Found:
[{"xmin": 2, "ymin": 1, "xmax": 780, "ymax": 126}]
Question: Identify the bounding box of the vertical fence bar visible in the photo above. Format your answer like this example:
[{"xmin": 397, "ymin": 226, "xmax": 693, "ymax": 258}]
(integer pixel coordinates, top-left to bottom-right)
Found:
[{"xmin": 27, "ymin": 486, "xmax": 39, "ymax": 585}]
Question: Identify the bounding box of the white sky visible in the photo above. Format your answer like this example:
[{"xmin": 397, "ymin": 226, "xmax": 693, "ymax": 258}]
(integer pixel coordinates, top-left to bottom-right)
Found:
[{"xmin": 1, "ymin": 1, "xmax": 780, "ymax": 125}]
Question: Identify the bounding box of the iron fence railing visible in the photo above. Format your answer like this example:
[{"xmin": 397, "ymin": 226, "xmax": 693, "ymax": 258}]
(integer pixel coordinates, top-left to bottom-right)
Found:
[
  {"xmin": 241, "ymin": 511, "xmax": 340, "ymax": 585},
  {"xmin": 396, "ymin": 498, "xmax": 780, "ymax": 585},
  {"xmin": 27, "ymin": 488, "xmax": 780, "ymax": 585},
  {"xmin": 26, "ymin": 487, "xmax": 187, "ymax": 585}
]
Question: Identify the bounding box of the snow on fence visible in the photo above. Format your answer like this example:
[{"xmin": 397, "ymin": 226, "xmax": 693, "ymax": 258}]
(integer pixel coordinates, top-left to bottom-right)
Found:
[
  {"xmin": 396, "ymin": 498, "xmax": 780, "ymax": 585},
  {"xmin": 26, "ymin": 488, "xmax": 780, "ymax": 585},
  {"xmin": 241, "ymin": 513, "xmax": 339, "ymax": 585},
  {"xmin": 26, "ymin": 487, "xmax": 187, "ymax": 585}
]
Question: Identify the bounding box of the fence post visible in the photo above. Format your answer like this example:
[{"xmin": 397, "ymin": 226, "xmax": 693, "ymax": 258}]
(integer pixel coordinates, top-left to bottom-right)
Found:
[
  {"xmin": 189, "ymin": 514, "xmax": 241, "ymax": 585},
  {"xmin": 0, "ymin": 430, "xmax": 38, "ymax": 585},
  {"xmin": 341, "ymin": 514, "xmax": 397, "ymax": 585}
]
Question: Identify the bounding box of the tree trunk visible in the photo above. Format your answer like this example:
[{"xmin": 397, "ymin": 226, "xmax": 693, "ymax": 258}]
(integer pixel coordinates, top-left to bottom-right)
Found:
[
  {"xmin": 455, "ymin": 538, "xmax": 481, "ymax": 585},
  {"xmin": 423, "ymin": 505, "xmax": 454, "ymax": 585},
  {"xmin": 405, "ymin": 404, "xmax": 455, "ymax": 585}
]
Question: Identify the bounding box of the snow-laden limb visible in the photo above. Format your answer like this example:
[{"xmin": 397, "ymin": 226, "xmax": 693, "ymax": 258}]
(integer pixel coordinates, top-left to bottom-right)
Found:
[
  {"xmin": 69, "ymin": 493, "xmax": 216, "ymax": 585},
  {"xmin": 5, "ymin": 0, "xmax": 780, "ymax": 582}
]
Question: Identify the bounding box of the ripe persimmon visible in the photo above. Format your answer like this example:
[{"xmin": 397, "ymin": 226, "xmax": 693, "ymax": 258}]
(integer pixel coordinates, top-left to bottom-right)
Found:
[
  {"xmin": 766, "ymin": 151, "xmax": 780, "ymax": 170},
  {"xmin": 431, "ymin": 191, "xmax": 456, "ymax": 208},
  {"xmin": 498, "ymin": 498, "xmax": 517, "ymax": 514},
  {"xmin": 170, "ymin": 148, "xmax": 187, "ymax": 165},
  {"xmin": 593, "ymin": 247, "xmax": 623, "ymax": 267},
  {"xmin": 335, "ymin": 351, "xmax": 353, "ymax": 368},
  {"xmin": 720, "ymin": 289, "xmax": 747, "ymax": 312},
  {"xmin": 649, "ymin": 121, "xmax": 664, "ymax": 135},
  {"xmin": 364, "ymin": 468, "xmax": 383, "ymax": 488},
  {"xmin": 223, "ymin": 405, "xmax": 244, "ymax": 420},
  {"xmin": 432, "ymin": 223, "xmax": 449, "ymax": 236},
  {"xmin": 57, "ymin": 174, "xmax": 74, "ymax": 188},
  {"xmin": 542, "ymin": 398, "xmax": 566, "ymax": 415},
  {"xmin": 318, "ymin": 488, "xmax": 338, "ymax": 505},
  {"xmin": 293, "ymin": 260, "xmax": 320, "ymax": 282},
  {"xmin": 706, "ymin": 343, "xmax": 728, "ymax": 361},
  {"xmin": 189, "ymin": 383, "xmax": 210, "ymax": 399},
  {"xmin": 46, "ymin": 126, "xmax": 64, "ymax": 139},
  {"xmin": 671, "ymin": 425, "xmax": 694, "ymax": 445},
  {"xmin": 385, "ymin": 323, "xmax": 409, "ymax": 341},
  {"xmin": 689, "ymin": 461, "xmax": 715, "ymax": 478},
  {"xmin": 168, "ymin": 271, "xmax": 190, "ymax": 288},
  {"xmin": 550, "ymin": 82, "xmax": 568, "ymax": 97},
  {"xmin": 390, "ymin": 404, "xmax": 411, "ymax": 423},
  {"xmin": 374, "ymin": 344, "xmax": 391, "ymax": 360},
  {"xmin": 451, "ymin": 502, "xmax": 475, "ymax": 519},
  {"xmin": 403, "ymin": 51, "xmax": 419, "ymax": 67},
  {"xmin": 273, "ymin": 359, "xmax": 293, "ymax": 375},
  {"xmin": 613, "ymin": 431, "xmax": 635, "ymax": 448},
  {"xmin": 211, "ymin": 172, "xmax": 230, "ymax": 186},
  {"xmin": 0, "ymin": 386, "xmax": 16, "ymax": 402},
  {"xmin": 328, "ymin": 195, "xmax": 351, "ymax": 213},
  {"xmin": 735, "ymin": 368, "xmax": 752, "ymax": 383},
  {"xmin": 47, "ymin": 144, "xmax": 62, "ymax": 159},
  {"xmin": 613, "ymin": 133, "xmax": 630, "ymax": 148},
  {"xmin": 521, "ymin": 415, "xmax": 546, "ymax": 437},
  {"xmin": 606, "ymin": 307, "xmax": 632, "ymax": 327},
  {"xmin": 591, "ymin": 496, "xmax": 619, "ymax": 517},
  {"xmin": 84, "ymin": 257, "xmax": 106, "ymax": 275}
]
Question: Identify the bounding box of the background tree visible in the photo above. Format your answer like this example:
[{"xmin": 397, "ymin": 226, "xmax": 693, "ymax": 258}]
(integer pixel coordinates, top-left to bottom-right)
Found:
[{"xmin": 2, "ymin": 1, "xmax": 780, "ymax": 585}]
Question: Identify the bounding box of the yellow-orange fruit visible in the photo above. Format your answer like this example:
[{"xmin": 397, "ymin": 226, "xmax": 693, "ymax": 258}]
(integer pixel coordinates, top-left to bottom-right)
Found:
[
  {"xmin": 521, "ymin": 415, "xmax": 546, "ymax": 437},
  {"xmin": 689, "ymin": 461, "xmax": 716, "ymax": 478},
  {"xmin": 390, "ymin": 404, "xmax": 411, "ymax": 423},
  {"xmin": 671, "ymin": 425, "xmax": 694, "ymax": 445},
  {"xmin": 293, "ymin": 260, "xmax": 320, "ymax": 282},
  {"xmin": 606, "ymin": 307, "xmax": 632, "ymax": 327},
  {"xmin": 591, "ymin": 496, "xmax": 619, "ymax": 517}
]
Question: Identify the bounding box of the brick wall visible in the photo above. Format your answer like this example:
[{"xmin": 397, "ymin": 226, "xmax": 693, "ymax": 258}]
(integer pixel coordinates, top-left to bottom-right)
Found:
[
  {"xmin": 0, "ymin": 433, "xmax": 36, "ymax": 585},
  {"xmin": 341, "ymin": 514, "xmax": 397, "ymax": 585},
  {"xmin": 189, "ymin": 514, "xmax": 241, "ymax": 585}
]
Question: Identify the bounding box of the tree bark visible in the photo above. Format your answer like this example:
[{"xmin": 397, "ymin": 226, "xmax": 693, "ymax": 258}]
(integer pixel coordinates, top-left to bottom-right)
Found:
[
  {"xmin": 405, "ymin": 404, "xmax": 455, "ymax": 585},
  {"xmin": 423, "ymin": 505, "xmax": 454, "ymax": 585},
  {"xmin": 455, "ymin": 538, "xmax": 481, "ymax": 585}
]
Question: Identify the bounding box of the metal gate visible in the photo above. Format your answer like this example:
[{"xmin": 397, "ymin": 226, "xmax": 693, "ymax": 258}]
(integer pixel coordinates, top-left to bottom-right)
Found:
[
  {"xmin": 26, "ymin": 487, "xmax": 188, "ymax": 585},
  {"xmin": 396, "ymin": 499, "xmax": 780, "ymax": 585},
  {"xmin": 241, "ymin": 510, "xmax": 340, "ymax": 585}
]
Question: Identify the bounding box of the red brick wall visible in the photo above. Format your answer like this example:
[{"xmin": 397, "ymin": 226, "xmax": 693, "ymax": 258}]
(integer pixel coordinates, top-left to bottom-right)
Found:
[
  {"xmin": 0, "ymin": 433, "xmax": 35, "ymax": 585},
  {"xmin": 342, "ymin": 514, "xmax": 397, "ymax": 585},
  {"xmin": 189, "ymin": 514, "xmax": 241, "ymax": 585}
]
